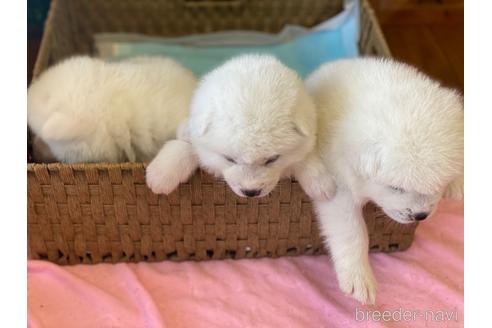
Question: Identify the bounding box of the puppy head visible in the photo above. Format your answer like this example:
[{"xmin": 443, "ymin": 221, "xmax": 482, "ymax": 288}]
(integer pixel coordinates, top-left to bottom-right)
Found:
[
  {"xmin": 358, "ymin": 182, "xmax": 443, "ymax": 224},
  {"xmin": 345, "ymin": 64, "xmax": 464, "ymax": 223},
  {"xmin": 189, "ymin": 54, "xmax": 317, "ymax": 197}
]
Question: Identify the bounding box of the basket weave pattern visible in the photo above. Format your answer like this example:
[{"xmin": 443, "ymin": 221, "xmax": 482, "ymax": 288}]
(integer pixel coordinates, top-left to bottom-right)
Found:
[
  {"xmin": 28, "ymin": 164, "xmax": 417, "ymax": 264},
  {"xmin": 28, "ymin": 0, "xmax": 417, "ymax": 265}
]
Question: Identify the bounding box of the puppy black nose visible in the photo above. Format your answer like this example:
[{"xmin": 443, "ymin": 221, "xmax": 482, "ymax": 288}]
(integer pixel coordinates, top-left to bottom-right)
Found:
[
  {"xmin": 241, "ymin": 189, "xmax": 261, "ymax": 197},
  {"xmin": 414, "ymin": 212, "xmax": 429, "ymax": 221}
]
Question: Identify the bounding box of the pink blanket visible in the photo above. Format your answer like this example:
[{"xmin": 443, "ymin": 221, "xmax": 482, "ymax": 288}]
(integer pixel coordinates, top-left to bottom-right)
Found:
[{"xmin": 28, "ymin": 200, "xmax": 463, "ymax": 328}]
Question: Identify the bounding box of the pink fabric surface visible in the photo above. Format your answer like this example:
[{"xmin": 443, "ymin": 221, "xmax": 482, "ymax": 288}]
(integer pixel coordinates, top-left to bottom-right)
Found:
[{"xmin": 28, "ymin": 200, "xmax": 463, "ymax": 328}]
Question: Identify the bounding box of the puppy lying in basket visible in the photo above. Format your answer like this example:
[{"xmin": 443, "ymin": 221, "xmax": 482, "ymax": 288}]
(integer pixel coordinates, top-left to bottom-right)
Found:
[
  {"xmin": 306, "ymin": 57, "xmax": 464, "ymax": 304},
  {"xmin": 147, "ymin": 54, "xmax": 336, "ymax": 201},
  {"xmin": 28, "ymin": 56, "xmax": 197, "ymax": 163}
]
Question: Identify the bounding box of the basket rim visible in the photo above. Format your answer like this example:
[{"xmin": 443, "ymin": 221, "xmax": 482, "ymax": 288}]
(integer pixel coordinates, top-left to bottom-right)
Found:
[{"xmin": 27, "ymin": 161, "xmax": 147, "ymax": 171}]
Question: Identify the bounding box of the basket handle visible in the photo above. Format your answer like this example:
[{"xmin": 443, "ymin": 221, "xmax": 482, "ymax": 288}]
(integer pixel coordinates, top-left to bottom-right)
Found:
[{"xmin": 181, "ymin": 0, "xmax": 244, "ymax": 8}]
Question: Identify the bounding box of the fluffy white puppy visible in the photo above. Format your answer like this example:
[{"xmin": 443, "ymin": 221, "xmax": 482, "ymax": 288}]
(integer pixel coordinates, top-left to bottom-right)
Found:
[
  {"xmin": 28, "ymin": 55, "xmax": 196, "ymax": 163},
  {"xmin": 306, "ymin": 57, "xmax": 464, "ymax": 304},
  {"xmin": 147, "ymin": 54, "xmax": 335, "ymax": 200}
]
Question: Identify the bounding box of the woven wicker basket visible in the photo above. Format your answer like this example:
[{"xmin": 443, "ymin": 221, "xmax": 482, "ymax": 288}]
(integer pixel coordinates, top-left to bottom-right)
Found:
[{"xmin": 28, "ymin": 0, "xmax": 418, "ymax": 265}]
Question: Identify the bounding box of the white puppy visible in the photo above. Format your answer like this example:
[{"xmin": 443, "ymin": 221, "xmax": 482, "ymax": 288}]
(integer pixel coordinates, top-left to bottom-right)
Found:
[
  {"xmin": 305, "ymin": 57, "xmax": 464, "ymax": 304},
  {"xmin": 147, "ymin": 54, "xmax": 335, "ymax": 200},
  {"xmin": 28, "ymin": 56, "xmax": 196, "ymax": 163}
]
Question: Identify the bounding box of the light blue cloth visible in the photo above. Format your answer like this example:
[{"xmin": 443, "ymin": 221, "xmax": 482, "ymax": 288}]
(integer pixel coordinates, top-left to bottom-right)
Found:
[{"xmin": 95, "ymin": 0, "xmax": 359, "ymax": 77}]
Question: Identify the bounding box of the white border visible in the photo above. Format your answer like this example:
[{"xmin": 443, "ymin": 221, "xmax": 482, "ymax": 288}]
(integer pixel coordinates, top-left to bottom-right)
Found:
[
  {"xmin": 0, "ymin": 2, "xmax": 485, "ymax": 327},
  {"xmin": 0, "ymin": 0, "xmax": 27, "ymax": 326},
  {"xmin": 464, "ymin": 1, "xmax": 492, "ymax": 327}
]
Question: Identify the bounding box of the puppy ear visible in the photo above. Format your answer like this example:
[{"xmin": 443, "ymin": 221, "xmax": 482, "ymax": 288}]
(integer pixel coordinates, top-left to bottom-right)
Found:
[
  {"xmin": 444, "ymin": 175, "xmax": 464, "ymax": 200},
  {"xmin": 41, "ymin": 112, "xmax": 93, "ymax": 141},
  {"xmin": 292, "ymin": 93, "xmax": 316, "ymax": 137},
  {"xmin": 292, "ymin": 111, "xmax": 313, "ymax": 137}
]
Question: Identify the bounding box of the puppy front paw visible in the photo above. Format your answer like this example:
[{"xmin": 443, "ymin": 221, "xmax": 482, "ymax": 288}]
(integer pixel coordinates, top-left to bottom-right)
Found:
[
  {"xmin": 145, "ymin": 140, "xmax": 198, "ymax": 194},
  {"xmin": 301, "ymin": 174, "xmax": 336, "ymax": 200},
  {"xmin": 337, "ymin": 262, "xmax": 377, "ymax": 305},
  {"xmin": 146, "ymin": 159, "xmax": 183, "ymax": 195}
]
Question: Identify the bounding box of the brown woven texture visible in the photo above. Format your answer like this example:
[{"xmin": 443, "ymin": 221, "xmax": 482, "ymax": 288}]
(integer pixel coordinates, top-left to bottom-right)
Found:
[{"xmin": 28, "ymin": 0, "xmax": 417, "ymax": 265}]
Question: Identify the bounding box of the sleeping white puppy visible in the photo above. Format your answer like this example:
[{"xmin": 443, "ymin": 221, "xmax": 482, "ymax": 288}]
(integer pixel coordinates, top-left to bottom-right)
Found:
[
  {"xmin": 306, "ymin": 57, "xmax": 464, "ymax": 304},
  {"xmin": 28, "ymin": 55, "xmax": 196, "ymax": 163},
  {"xmin": 147, "ymin": 54, "xmax": 335, "ymax": 200}
]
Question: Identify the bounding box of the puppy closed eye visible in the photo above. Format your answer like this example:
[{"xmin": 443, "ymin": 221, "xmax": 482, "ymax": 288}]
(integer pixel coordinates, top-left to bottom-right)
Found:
[
  {"xmin": 389, "ymin": 186, "xmax": 405, "ymax": 193},
  {"xmin": 265, "ymin": 155, "xmax": 280, "ymax": 165},
  {"xmin": 223, "ymin": 155, "xmax": 236, "ymax": 164}
]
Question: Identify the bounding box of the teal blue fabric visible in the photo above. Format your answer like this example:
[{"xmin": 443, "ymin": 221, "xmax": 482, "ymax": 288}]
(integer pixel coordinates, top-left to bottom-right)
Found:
[
  {"xmin": 28, "ymin": 0, "xmax": 51, "ymax": 37},
  {"xmin": 96, "ymin": 1, "xmax": 359, "ymax": 77}
]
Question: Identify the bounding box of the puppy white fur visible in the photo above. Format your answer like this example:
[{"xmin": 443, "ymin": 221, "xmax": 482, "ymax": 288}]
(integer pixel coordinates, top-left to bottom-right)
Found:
[
  {"xmin": 147, "ymin": 54, "xmax": 335, "ymax": 200},
  {"xmin": 306, "ymin": 57, "xmax": 464, "ymax": 304},
  {"xmin": 28, "ymin": 56, "xmax": 197, "ymax": 163}
]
